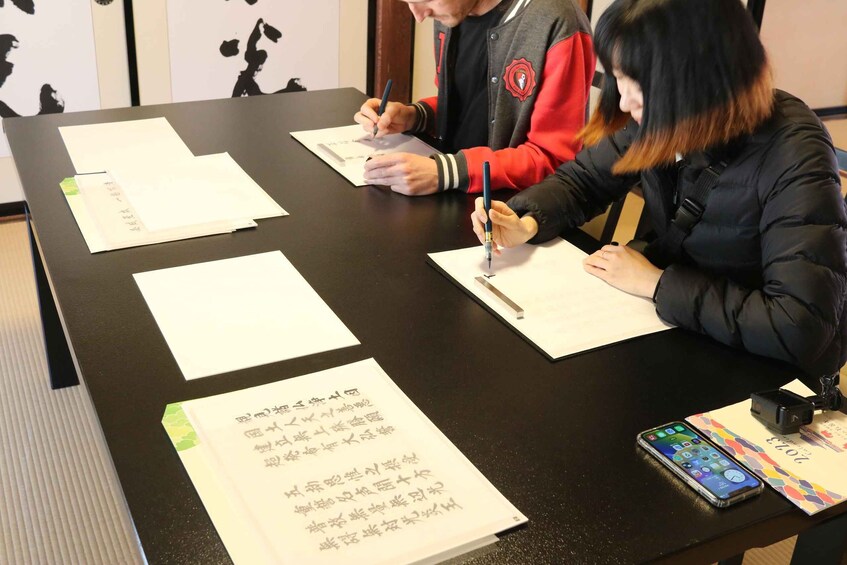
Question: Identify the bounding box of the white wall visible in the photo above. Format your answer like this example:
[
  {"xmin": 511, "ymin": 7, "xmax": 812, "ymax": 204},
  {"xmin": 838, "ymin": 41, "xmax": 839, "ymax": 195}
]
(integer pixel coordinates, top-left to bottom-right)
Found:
[
  {"xmin": 93, "ymin": 0, "xmax": 132, "ymax": 110},
  {"xmin": 412, "ymin": 19, "xmax": 437, "ymax": 102},
  {"xmin": 338, "ymin": 0, "xmax": 369, "ymax": 94},
  {"xmin": 760, "ymin": 0, "xmax": 847, "ymax": 110}
]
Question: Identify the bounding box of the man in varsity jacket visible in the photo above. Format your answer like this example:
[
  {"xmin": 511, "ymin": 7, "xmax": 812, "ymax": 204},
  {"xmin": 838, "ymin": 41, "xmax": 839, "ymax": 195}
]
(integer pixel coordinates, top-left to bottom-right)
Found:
[{"xmin": 354, "ymin": 0, "xmax": 594, "ymax": 196}]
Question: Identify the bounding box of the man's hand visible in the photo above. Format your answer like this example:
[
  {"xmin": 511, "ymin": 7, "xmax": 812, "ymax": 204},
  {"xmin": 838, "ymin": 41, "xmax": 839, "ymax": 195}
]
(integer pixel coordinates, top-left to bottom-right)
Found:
[
  {"xmin": 470, "ymin": 198, "xmax": 539, "ymax": 253},
  {"xmin": 354, "ymin": 99, "xmax": 417, "ymax": 138},
  {"xmin": 583, "ymin": 244, "xmax": 663, "ymax": 299},
  {"xmin": 363, "ymin": 153, "xmax": 439, "ymax": 196}
]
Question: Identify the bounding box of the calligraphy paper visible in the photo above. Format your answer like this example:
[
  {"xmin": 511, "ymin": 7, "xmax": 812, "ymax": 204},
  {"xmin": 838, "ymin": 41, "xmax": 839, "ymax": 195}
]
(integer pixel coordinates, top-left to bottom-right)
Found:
[
  {"xmin": 290, "ymin": 125, "xmax": 438, "ymax": 187},
  {"xmin": 162, "ymin": 358, "xmax": 525, "ymax": 564},
  {"xmin": 428, "ymin": 238, "xmax": 671, "ymax": 360},
  {"xmin": 62, "ymin": 176, "xmax": 254, "ymax": 253},
  {"xmin": 109, "ymin": 152, "xmax": 286, "ymax": 232}
]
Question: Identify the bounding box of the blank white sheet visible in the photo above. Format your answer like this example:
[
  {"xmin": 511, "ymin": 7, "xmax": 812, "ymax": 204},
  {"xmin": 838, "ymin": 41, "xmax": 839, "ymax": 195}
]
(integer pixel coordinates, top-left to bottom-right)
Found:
[
  {"xmin": 290, "ymin": 124, "xmax": 438, "ymax": 187},
  {"xmin": 134, "ymin": 251, "xmax": 359, "ymax": 380},
  {"xmin": 110, "ymin": 153, "xmax": 286, "ymax": 232},
  {"xmin": 59, "ymin": 117, "xmax": 195, "ymax": 174},
  {"xmin": 428, "ymin": 239, "xmax": 672, "ymax": 359}
]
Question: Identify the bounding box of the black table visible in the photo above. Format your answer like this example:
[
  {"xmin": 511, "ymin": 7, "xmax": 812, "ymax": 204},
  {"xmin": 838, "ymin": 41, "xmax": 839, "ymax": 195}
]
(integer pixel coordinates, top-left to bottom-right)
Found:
[{"xmin": 6, "ymin": 89, "xmax": 846, "ymax": 564}]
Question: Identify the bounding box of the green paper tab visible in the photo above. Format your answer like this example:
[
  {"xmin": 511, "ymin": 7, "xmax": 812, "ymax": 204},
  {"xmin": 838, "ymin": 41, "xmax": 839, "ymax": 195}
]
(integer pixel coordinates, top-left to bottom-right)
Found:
[
  {"xmin": 162, "ymin": 402, "xmax": 199, "ymax": 451},
  {"xmin": 60, "ymin": 177, "xmax": 79, "ymax": 196}
]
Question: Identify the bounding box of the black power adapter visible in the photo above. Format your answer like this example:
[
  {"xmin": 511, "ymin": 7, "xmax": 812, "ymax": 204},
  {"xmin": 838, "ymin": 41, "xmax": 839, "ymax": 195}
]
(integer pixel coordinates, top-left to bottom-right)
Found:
[
  {"xmin": 750, "ymin": 373, "xmax": 845, "ymax": 435},
  {"xmin": 750, "ymin": 389, "xmax": 815, "ymax": 434}
]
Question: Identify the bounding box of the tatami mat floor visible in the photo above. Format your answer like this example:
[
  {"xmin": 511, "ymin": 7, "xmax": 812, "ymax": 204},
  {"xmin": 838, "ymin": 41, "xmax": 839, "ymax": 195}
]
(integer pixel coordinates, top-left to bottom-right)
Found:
[
  {"xmin": 0, "ymin": 214, "xmax": 815, "ymax": 563},
  {"xmin": 0, "ymin": 216, "xmax": 143, "ymax": 564}
]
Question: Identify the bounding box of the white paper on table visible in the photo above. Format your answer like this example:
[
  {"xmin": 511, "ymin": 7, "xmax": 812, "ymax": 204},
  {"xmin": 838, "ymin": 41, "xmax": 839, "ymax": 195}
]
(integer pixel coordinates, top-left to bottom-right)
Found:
[
  {"xmin": 65, "ymin": 174, "xmax": 254, "ymax": 253},
  {"xmin": 688, "ymin": 379, "xmax": 847, "ymax": 515},
  {"xmin": 428, "ymin": 238, "xmax": 672, "ymax": 360},
  {"xmin": 58, "ymin": 117, "xmax": 195, "ymax": 174},
  {"xmin": 109, "ymin": 153, "xmax": 286, "ymax": 232},
  {"xmin": 133, "ymin": 251, "xmax": 359, "ymax": 380},
  {"xmin": 290, "ymin": 125, "xmax": 439, "ymax": 187},
  {"xmin": 161, "ymin": 358, "xmax": 524, "ymax": 564}
]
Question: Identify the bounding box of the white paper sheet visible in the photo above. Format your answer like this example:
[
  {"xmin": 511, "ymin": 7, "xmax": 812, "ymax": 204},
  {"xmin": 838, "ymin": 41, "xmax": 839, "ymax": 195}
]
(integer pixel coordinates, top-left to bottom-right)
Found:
[
  {"xmin": 63, "ymin": 175, "xmax": 254, "ymax": 253},
  {"xmin": 290, "ymin": 125, "xmax": 438, "ymax": 186},
  {"xmin": 134, "ymin": 251, "xmax": 360, "ymax": 380},
  {"xmin": 162, "ymin": 358, "xmax": 525, "ymax": 564},
  {"xmin": 108, "ymin": 153, "xmax": 286, "ymax": 232},
  {"xmin": 58, "ymin": 117, "xmax": 195, "ymax": 174},
  {"xmin": 428, "ymin": 239, "xmax": 672, "ymax": 359}
]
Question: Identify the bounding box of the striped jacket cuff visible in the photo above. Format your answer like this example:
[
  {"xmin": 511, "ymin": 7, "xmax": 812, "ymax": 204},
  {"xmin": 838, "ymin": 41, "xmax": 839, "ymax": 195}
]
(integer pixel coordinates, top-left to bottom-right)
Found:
[
  {"xmin": 406, "ymin": 102, "xmax": 435, "ymax": 135},
  {"xmin": 432, "ymin": 152, "xmax": 469, "ymax": 192}
]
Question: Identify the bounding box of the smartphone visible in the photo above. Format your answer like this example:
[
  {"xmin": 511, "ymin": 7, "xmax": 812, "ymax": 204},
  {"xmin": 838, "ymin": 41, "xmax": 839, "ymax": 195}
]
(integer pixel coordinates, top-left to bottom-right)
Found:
[{"xmin": 637, "ymin": 421, "xmax": 763, "ymax": 507}]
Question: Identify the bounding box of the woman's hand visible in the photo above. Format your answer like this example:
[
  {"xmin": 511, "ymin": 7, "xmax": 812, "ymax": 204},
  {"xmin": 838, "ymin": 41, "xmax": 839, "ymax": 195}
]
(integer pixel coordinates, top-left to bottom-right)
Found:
[
  {"xmin": 583, "ymin": 244, "xmax": 663, "ymax": 299},
  {"xmin": 470, "ymin": 198, "xmax": 538, "ymax": 253}
]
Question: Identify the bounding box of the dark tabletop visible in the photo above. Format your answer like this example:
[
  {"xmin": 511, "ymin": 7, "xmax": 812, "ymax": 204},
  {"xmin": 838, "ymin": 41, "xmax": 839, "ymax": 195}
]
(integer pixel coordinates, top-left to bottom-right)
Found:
[{"xmin": 6, "ymin": 88, "xmax": 841, "ymax": 564}]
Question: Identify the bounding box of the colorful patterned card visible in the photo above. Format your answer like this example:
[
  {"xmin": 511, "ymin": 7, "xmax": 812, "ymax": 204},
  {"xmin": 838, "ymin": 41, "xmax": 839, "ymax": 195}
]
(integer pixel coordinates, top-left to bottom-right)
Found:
[{"xmin": 688, "ymin": 380, "xmax": 847, "ymax": 515}]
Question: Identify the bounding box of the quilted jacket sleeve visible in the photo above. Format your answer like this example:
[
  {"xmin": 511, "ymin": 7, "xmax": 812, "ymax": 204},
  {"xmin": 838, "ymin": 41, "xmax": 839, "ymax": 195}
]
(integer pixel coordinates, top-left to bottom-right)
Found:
[
  {"xmin": 655, "ymin": 124, "xmax": 847, "ymax": 375},
  {"xmin": 507, "ymin": 122, "xmax": 641, "ymax": 243}
]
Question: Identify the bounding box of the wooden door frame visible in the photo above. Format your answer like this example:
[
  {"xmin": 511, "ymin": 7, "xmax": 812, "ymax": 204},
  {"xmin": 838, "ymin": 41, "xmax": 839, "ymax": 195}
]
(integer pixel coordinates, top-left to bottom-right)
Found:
[{"xmin": 368, "ymin": 0, "xmax": 415, "ymax": 102}]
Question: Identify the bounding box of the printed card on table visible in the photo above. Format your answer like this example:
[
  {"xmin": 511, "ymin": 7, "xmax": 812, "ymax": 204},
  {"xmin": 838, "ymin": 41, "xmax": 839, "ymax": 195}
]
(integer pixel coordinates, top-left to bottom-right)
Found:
[
  {"xmin": 688, "ymin": 380, "xmax": 847, "ymax": 515},
  {"xmin": 162, "ymin": 358, "xmax": 526, "ymax": 564},
  {"xmin": 60, "ymin": 176, "xmax": 254, "ymax": 253}
]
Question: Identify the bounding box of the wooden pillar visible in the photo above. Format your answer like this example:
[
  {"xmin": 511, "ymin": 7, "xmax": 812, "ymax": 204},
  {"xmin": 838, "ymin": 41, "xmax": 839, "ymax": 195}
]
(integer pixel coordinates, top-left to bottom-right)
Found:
[{"xmin": 371, "ymin": 0, "xmax": 414, "ymax": 103}]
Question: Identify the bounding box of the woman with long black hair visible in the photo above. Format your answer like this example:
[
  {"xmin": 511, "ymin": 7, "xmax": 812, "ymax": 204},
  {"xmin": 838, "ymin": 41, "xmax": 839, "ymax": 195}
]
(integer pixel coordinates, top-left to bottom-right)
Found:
[{"xmin": 471, "ymin": 0, "xmax": 847, "ymax": 378}]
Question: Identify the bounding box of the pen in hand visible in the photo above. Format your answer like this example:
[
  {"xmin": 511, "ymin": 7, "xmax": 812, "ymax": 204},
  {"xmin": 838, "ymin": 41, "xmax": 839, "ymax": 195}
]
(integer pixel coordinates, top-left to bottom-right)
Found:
[
  {"xmin": 373, "ymin": 79, "xmax": 393, "ymax": 137},
  {"xmin": 483, "ymin": 161, "xmax": 492, "ymax": 271}
]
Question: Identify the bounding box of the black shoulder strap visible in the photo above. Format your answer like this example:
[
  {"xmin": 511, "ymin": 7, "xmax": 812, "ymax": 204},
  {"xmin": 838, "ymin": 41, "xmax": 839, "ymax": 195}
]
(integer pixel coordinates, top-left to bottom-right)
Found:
[{"xmin": 647, "ymin": 159, "xmax": 727, "ymax": 266}]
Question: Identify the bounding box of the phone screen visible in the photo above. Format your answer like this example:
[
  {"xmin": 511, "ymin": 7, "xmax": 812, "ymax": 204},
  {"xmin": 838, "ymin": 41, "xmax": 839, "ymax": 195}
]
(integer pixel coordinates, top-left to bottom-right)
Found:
[{"xmin": 640, "ymin": 422, "xmax": 761, "ymax": 501}]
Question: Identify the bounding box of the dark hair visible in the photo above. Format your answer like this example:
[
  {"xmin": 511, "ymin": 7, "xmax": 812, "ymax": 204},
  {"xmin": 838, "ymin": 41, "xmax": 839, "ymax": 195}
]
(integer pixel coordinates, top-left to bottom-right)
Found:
[{"xmin": 581, "ymin": 0, "xmax": 773, "ymax": 174}]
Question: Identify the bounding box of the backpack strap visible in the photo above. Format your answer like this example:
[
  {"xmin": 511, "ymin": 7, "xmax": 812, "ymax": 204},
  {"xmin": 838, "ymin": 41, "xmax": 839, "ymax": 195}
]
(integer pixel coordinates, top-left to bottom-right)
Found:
[{"xmin": 647, "ymin": 159, "xmax": 727, "ymax": 266}]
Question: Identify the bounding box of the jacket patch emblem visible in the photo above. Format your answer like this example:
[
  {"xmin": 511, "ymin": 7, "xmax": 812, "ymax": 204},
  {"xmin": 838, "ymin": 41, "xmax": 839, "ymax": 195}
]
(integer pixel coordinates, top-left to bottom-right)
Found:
[
  {"xmin": 435, "ymin": 32, "xmax": 446, "ymax": 75},
  {"xmin": 503, "ymin": 58, "xmax": 536, "ymax": 102}
]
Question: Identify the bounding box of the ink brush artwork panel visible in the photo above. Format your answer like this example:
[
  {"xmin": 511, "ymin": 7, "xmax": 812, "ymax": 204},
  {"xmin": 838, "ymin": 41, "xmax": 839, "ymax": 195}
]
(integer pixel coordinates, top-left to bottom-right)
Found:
[
  {"xmin": 0, "ymin": 0, "xmax": 101, "ymax": 157},
  {"xmin": 166, "ymin": 0, "xmax": 340, "ymax": 103}
]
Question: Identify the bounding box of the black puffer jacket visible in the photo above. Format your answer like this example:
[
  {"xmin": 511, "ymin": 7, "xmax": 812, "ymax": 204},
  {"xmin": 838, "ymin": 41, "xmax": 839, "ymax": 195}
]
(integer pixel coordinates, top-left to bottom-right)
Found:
[{"xmin": 509, "ymin": 91, "xmax": 847, "ymax": 376}]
